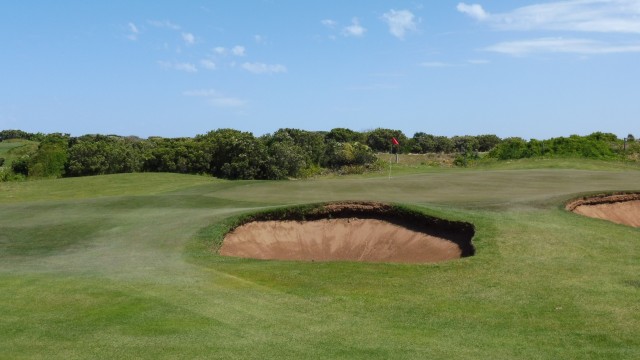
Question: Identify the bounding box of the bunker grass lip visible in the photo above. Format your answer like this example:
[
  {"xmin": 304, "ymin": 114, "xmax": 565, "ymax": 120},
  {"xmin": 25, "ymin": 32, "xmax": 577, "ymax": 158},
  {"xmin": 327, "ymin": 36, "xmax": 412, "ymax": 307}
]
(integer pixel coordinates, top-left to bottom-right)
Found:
[{"xmin": 566, "ymin": 192, "xmax": 640, "ymax": 228}]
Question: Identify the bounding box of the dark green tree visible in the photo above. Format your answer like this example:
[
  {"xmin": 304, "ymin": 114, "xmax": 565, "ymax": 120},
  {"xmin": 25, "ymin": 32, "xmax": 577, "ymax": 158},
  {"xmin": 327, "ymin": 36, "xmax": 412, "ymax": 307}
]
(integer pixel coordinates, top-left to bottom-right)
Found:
[
  {"xmin": 28, "ymin": 133, "xmax": 69, "ymax": 178},
  {"xmin": 365, "ymin": 128, "xmax": 408, "ymax": 152},
  {"xmin": 198, "ymin": 129, "xmax": 268, "ymax": 179},
  {"xmin": 325, "ymin": 128, "xmax": 365, "ymax": 144},
  {"xmin": 476, "ymin": 134, "xmax": 502, "ymax": 152},
  {"xmin": 410, "ymin": 133, "xmax": 436, "ymax": 153},
  {"xmin": 489, "ymin": 137, "xmax": 528, "ymax": 160}
]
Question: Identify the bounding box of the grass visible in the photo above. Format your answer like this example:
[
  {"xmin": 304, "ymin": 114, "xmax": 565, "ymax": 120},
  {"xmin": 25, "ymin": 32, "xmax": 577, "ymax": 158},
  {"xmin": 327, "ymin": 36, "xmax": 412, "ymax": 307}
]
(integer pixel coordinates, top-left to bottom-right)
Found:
[
  {"xmin": 0, "ymin": 172, "xmax": 218, "ymax": 203},
  {"xmin": 1, "ymin": 161, "xmax": 639, "ymax": 359},
  {"xmin": 0, "ymin": 139, "xmax": 38, "ymax": 167}
]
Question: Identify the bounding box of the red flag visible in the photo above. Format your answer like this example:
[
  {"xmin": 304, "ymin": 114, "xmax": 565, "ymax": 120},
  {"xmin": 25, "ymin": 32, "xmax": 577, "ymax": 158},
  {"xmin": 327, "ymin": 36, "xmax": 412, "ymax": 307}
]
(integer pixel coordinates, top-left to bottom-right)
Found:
[{"xmin": 391, "ymin": 137, "xmax": 399, "ymax": 145}]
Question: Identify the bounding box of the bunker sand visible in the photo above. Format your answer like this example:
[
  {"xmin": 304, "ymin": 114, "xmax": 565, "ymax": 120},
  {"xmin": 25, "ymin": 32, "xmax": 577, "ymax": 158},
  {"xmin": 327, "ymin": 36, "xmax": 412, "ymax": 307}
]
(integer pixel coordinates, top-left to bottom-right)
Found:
[
  {"xmin": 567, "ymin": 193, "xmax": 640, "ymax": 228},
  {"xmin": 221, "ymin": 218, "xmax": 461, "ymax": 263},
  {"xmin": 219, "ymin": 201, "xmax": 474, "ymax": 264}
]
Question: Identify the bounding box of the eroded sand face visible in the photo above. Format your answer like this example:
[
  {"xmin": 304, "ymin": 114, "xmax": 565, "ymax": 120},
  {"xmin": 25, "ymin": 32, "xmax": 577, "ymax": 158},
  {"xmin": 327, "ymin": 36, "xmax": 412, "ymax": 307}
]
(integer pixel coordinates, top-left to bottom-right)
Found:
[
  {"xmin": 220, "ymin": 218, "xmax": 462, "ymax": 263},
  {"xmin": 568, "ymin": 194, "xmax": 640, "ymax": 228}
]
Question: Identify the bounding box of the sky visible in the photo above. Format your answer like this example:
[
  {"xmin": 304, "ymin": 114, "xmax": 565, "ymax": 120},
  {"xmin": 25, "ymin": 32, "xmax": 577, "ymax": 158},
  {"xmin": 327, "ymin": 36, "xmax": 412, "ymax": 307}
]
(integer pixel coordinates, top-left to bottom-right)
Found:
[{"xmin": 1, "ymin": 0, "xmax": 639, "ymax": 139}]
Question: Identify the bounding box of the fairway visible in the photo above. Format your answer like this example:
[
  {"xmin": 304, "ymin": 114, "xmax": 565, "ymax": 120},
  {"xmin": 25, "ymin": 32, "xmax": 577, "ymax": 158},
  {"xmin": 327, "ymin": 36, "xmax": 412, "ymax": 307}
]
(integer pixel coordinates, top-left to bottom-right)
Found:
[{"xmin": 1, "ymin": 164, "xmax": 639, "ymax": 359}]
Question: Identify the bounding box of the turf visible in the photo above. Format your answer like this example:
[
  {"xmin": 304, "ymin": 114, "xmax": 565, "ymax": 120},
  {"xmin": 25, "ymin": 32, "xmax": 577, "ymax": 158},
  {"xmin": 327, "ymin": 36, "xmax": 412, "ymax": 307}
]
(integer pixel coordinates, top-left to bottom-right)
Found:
[{"xmin": 1, "ymin": 162, "xmax": 639, "ymax": 359}]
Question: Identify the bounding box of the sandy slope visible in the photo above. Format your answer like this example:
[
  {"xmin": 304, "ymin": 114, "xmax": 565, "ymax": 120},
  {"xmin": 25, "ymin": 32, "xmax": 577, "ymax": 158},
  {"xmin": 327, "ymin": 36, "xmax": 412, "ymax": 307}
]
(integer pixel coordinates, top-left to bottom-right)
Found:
[
  {"xmin": 568, "ymin": 194, "xmax": 640, "ymax": 228},
  {"xmin": 220, "ymin": 218, "xmax": 461, "ymax": 263}
]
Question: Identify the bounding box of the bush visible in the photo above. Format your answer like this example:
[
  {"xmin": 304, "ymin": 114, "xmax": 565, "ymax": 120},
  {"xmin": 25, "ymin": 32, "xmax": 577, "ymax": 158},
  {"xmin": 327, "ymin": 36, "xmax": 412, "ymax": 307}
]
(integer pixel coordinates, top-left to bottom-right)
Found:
[
  {"xmin": 365, "ymin": 128, "xmax": 408, "ymax": 152},
  {"xmin": 326, "ymin": 128, "xmax": 365, "ymax": 143},
  {"xmin": 488, "ymin": 134, "xmax": 621, "ymax": 160},
  {"xmin": 489, "ymin": 137, "xmax": 528, "ymax": 160},
  {"xmin": 67, "ymin": 135, "xmax": 145, "ymax": 176},
  {"xmin": 324, "ymin": 141, "xmax": 377, "ymax": 169},
  {"xmin": 11, "ymin": 156, "xmax": 30, "ymax": 176},
  {"xmin": 476, "ymin": 134, "xmax": 502, "ymax": 152}
]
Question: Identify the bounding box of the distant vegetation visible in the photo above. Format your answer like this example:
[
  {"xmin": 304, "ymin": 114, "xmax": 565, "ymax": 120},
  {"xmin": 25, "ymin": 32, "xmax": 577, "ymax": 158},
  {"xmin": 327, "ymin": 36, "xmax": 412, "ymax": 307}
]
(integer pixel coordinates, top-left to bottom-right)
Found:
[
  {"xmin": 1, "ymin": 128, "xmax": 638, "ymax": 181},
  {"xmin": 489, "ymin": 132, "xmax": 638, "ymax": 160}
]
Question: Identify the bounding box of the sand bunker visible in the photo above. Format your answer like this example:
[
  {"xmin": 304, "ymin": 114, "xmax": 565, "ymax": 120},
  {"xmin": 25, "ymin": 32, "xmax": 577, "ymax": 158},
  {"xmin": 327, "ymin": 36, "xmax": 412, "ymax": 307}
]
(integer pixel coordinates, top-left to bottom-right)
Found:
[
  {"xmin": 219, "ymin": 202, "xmax": 475, "ymax": 264},
  {"xmin": 567, "ymin": 193, "xmax": 640, "ymax": 228}
]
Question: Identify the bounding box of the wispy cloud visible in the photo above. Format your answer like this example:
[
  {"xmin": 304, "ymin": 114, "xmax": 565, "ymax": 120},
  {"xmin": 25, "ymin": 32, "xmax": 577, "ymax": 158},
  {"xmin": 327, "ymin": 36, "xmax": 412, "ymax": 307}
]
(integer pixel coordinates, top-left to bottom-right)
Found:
[
  {"xmin": 200, "ymin": 59, "xmax": 216, "ymax": 70},
  {"xmin": 343, "ymin": 18, "xmax": 366, "ymax": 37},
  {"xmin": 183, "ymin": 89, "xmax": 246, "ymax": 108},
  {"xmin": 486, "ymin": 37, "xmax": 640, "ymax": 55},
  {"xmin": 457, "ymin": 1, "xmax": 640, "ymax": 33},
  {"xmin": 126, "ymin": 22, "xmax": 139, "ymax": 41},
  {"xmin": 456, "ymin": 3, "xmax": 488, "ymax": 21},
  {"xmin": 158, "ymin": 61, "xmax": 198, "ymax": 73},
  {"xmin": 459, "ymin": 1, "xmax": 640, "ymax": 57},
  {"xmin": 382, "ymin": 9, "xmax": 418, "ymax": 39},
  {"xmin": 241, "ymin": 62, "xmax": 287, "ymax": 74},
  {"xmin": 182, "ymin": 32, "xmax": 195, "ymax": 45},
  {"xmin": 213, "ymin": 46, "xmax": 246, "ymax": 56},
  {"xmin": 231, "ymin": 45, "xmax": 246, "ymax": 56},
  {"xmin": 321, "ymin": 19, "xmax": 337, "ymax": 28},
  {"xmin": 148, "ymin": 20, "xmax": 181, "ymax": 30}
]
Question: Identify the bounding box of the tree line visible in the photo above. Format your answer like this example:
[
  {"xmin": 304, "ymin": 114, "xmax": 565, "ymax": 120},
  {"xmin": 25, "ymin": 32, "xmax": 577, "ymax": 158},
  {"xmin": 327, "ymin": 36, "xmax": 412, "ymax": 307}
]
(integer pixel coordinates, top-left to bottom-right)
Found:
[
  {"xmin": 1, "ymin": 128, "xmax": 638, "ymax": 181},
  {"xmin": 488, "ymin": 132, "xmax": 638, "ymax": 160}
]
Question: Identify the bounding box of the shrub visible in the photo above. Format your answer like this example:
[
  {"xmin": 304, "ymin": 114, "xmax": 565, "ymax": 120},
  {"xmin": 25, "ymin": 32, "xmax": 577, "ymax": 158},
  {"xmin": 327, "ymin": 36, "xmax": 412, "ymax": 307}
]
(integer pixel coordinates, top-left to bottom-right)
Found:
[{"xmin": 11, "ymin": 156, "xmax": 30, "ymax": 176}]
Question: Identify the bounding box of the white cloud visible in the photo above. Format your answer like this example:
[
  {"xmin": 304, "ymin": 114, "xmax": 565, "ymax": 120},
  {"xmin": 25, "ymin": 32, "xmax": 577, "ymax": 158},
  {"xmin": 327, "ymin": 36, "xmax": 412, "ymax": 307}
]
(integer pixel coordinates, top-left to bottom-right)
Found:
[
  {"xmin": 343, "ymin": 18, "xmax": 366, "ymax": 37},
  {"xmin": 183, "ymin": 89, "xmax": 246, "ymax": 108},
  {"xmin": 459, "ymin": 0, "xmax": 640, "ymax": 33},
  {"xmin": 147, "ymin": 20, "xmax": 181, "ymax": 30},
  {"xmin": 321, "ymin": 19, "xmax": 337, "ymax": 28},
  {"xmin": 200, "ymin": 59, "xmax": 216, "ymax": 70},
  {"xmin": 382, "ymin": 9, "xmax": 418, "ymax": 39},
  {"xmin": 126, "ymin": 22, "xmax": 139, "ymax": 41},
  {"xmin": 174, "ymin": 62, "xmax": 198, "ymax": 72},
  {"xmin": 182, "ymin": 32, "xmax": 195, "ymax": 45},
  {"xmin": 213, "ymin": 46, "xmax": 245, "ymax": 56},
  {"xmin": 158, "ymin": 61, "xmax": 198, "ymax": 73},
  {"xmin": 241, "ymin": 62, "xmax": 287, "ymax": 74},
  {"xmin": 128, "ymin": 22, "xmax": 139, "ymax": 34},
  {"xmin": 456, "ymin": 3, "xmax": 489, "ymax": 21},
  {"xmin": 254, "ymin": 35, "xmax": 266, "ymax": 44},
  {"xmin": 485, "ymin": 37, "xmax": 640, "ymax": 56},
  {"xmin": 231, "ymin": 45, "xmax": 246, "ymax": 56}
]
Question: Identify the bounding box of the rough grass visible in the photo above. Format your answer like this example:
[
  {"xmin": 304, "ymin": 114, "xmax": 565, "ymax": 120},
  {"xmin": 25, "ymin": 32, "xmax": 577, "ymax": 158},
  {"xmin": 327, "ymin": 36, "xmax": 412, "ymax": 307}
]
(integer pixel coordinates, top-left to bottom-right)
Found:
[
  {"xmin": 0, "ymin": 139, "xmax": 38, "ymax": 167},
  {"xmin": 1, "ymin": 162, "xmax": 639, "ymax": 359}
]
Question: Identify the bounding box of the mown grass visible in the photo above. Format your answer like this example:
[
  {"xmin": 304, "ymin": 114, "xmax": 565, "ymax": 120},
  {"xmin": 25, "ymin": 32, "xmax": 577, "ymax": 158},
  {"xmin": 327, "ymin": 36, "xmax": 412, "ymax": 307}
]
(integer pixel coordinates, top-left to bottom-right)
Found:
[
  {"xmin": 0, "ymin": 162, "xmax": 639, "ymax": 359},
  {"xmin": 0, "ymin": 172, "xmax": 217, "ymax": 203}
]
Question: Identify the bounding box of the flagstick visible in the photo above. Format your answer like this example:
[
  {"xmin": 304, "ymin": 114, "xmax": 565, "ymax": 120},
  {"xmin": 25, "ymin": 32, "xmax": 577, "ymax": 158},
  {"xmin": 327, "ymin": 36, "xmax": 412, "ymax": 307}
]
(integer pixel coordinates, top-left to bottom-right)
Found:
[{"xmin": 388, "ymin": 143, "xmax": 392, "ymax": 180}]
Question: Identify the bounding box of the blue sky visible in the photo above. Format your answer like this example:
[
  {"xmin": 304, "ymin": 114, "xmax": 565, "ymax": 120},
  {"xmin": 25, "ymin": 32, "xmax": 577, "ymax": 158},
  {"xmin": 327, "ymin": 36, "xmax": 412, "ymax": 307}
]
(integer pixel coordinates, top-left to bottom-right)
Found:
[{"xmin": 1, "ymin": 1, "xmax": 639, "ymax": 139}]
